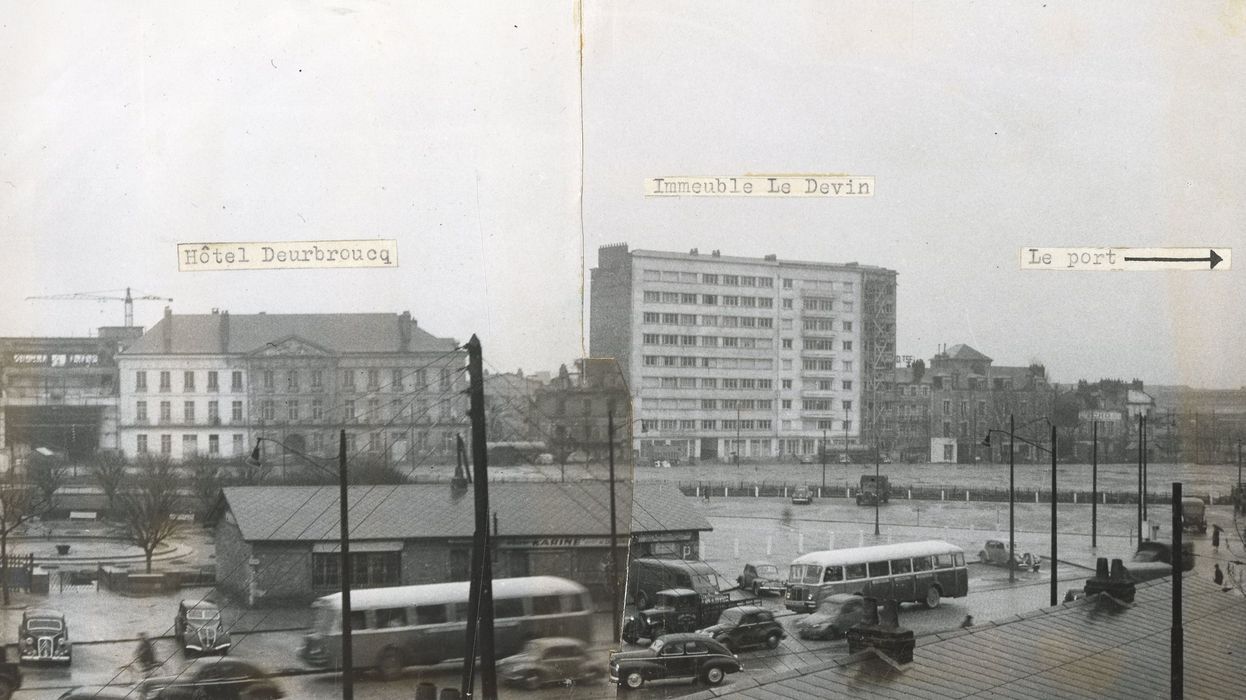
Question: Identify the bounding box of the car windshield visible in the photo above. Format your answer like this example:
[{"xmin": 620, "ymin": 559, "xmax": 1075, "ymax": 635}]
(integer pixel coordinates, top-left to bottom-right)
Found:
[
  {"xmin": 27, "ymin": 618, "xmax": 63, "ymax": 632},
  {"xmin": 790, "ymin": 564, "xmax": 822, "ymax": 583},
  {"xmin": 755, "ymin": 565, "xmax": 778, "ymax": 577},
  {"xmin": 717, "ymin": 608, "xmax": 744, "ymax": 625},
  {"xmin": 187, "ymin": 609, "xmax": 220, "ymax": 622}
]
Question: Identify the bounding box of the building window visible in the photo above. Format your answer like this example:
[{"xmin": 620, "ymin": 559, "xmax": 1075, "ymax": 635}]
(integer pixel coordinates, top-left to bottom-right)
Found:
[
  {"xmin": 942, "ymin": 400, "xmax": 951, "ymax": 414},
  {"xmin": 231, "ymin": 401, "xmax": 243, "ymax": 422},
  {"xmin": 135, "ymin": 371, "xmax": 148, "ymax": 392},
  {"xmin": 159, "ymin": 401, "xmax": 172, "ymax": 424},
  {"xmin": 311, "ymin": 370, "xmax": 323, "ymax": 390},
  {"xmin": 345, "ymin": 400, "xmax": 356, "ymax": 421},
  {"xmin": 313, "ymin": 398, "xmax": 324, "ymax": 420},
  {"xmin": 369, "ymin": 398, "xmax": 381, "ymax": 421},
  {"xmin": 207, "ymin": 371, "xmax": 219, "ymax": 392},
  {"xmin": 312, "ymin": 551, "xmax": 401, "ymax": 590},
  {"xmin": 183, "ymin": 371, "xmax": 196, "ymax": 392},
  {"xmin": 231, "ymin": 371, "xmax": 244, "ymax": 391},
  {"xmin": 367, "ymin": 369, "xmax": 380, "ymax": 389},
  {"xmin": 287, "ymin": 400, "xmax": 300, "ymax": 421},
  {"xmin": 392, "ymin": 369, "xmax": 404, "ymax": 391},
  {"xmin": 782, "ymin": 399, "xmax": 792, "ymax": 409},
  {"xmin": 232, "ymin": 434, "xmax": 244, "ymax": 456},
  {"xmin": 782, "ymin": 379, "xmax": 792, "ymax": 389},
  {"xmin": 261, "ymin": 400, "xmax": 275, "ymax": 421},
  {"xmin": 843, "ymin": 380, "xmax": 853, "ymax": 391},
  {"xmin": 440, "ymin": 369, "xmax": 451, "ymax": 391},
  {"xmin": 343, "ymin": 370, "xmax": 356, "ymax": 389},
  {"xmin": 312, "ymin": 432, "xmax": 325, "ymax": 453},
  {"xmin": 843, "ymin": 400, "xmax": 853, "ymax": 411},
  {"xmin": 182, "ymin": 434, "xmax": 198, "ymax": 456},
  {"xmin": 160, "ymin": 435, "xmax": 172, "ymax": 455},
  {"xmin": 208, "ymin": 434, "xmax": 220, "ymax": 455},
  {"xmin": 843, "ymin": 361, "xmax": 853, "ymax": 372},
  {"xmin": 287, "ymin": 370, "xmax": 299, "ymax": 392},
  {"xmin": 843, "ymin": 420, "xmax": 852, "ymax": 431},
  {"xmin": 843, "ymin": 341, "xmax": 853, "ymax": 351},
  {"xmin": 263, "ymin": 370, "xmax": 275, "ymax": 391},
  {"xmin": 782, "ymin": 338, "xmax": 793, "ymax": 349},
  {"xmin": 136, "ymin": 401, "xmax": 148, "ymax": 423},
  {"xmin": 184, "ymin": 401, "xmax": 195, "ymax": 423},
  {"xmin": 208, "ymin": 401, "xmax": 220, "ymax": 424},
  {"xmin": 136, "ymin": 435, "xmax": 148, "ymax": 454},
  {"xmin": 159, "ymin": 371, "xmax": 171, "ymax": 392}
]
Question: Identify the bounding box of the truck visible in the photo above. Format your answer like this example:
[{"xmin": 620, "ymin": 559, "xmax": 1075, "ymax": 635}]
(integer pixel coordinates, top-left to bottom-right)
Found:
[
  {"xmin": 1179, "ymin": 497, "xmax": 1207, "ymax": 534},
  {"xmin": 1125, "ymin": 540, "xmax": 1195, "ymax": 583},
  {"xmin": 855, "ymin": 475, "xmax": 891, "ymax": 506},
  {"xmin": 621, "ymin": 588, "xmax": 760, "ymax": 646}
]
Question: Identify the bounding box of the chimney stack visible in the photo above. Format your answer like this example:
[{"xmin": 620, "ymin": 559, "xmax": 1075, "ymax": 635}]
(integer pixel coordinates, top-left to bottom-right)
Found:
[
  {"xmin": 162, "ymin": 306, "xmax": 173, "ymax": 353},
  {"xmin": 399, "ymin": 311, "xmax": 412, "ymax": 351},
  {"xmin": 220, "ymin": 310, "xmax": 230, "ymax": 352}
]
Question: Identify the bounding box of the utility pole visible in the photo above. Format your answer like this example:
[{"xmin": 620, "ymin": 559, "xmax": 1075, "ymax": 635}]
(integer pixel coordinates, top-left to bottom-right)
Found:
[
  {"xmin": 1008, "ymin": 414, "xmax": 1015, "ymax": 584},
  {"xmin": 1171, "ymin": 481, "xmax": 1184, "ymax": 700},
  {"xmin": 735, "ymin": 406, "xmax": 741, "ymax": 469},
  {"xmin": 1091, "ymin": 421, "xmax": 1098, "ymax": 549},
  {"xmin": 873, "ymin": 444, "xmax": 880, "ymax": 536},
  {"xmin": 1137, "ymin": 412, "xmax": 1144, "ymax": 543},
  {"xmin": 820, "ymin": 427, "xmax": 827, "ymax": 489},
  {"xmin": 1142, "ymin": 414, "xmax": 1149, "ymax": 522},
  {"xmin": 1050, "ymin": 424, "xmax": 1058, "ymax": 607},
  {"xmin": 607, "ymin": 409, "xmax": 621, "ymax": 643},
  {"xmin": 337, "ymin": 429, "xmax": 353, "ymax": 700},
  {"xmin": 462, "ymin": 335, "xmax": 497, "ymax": 700}
]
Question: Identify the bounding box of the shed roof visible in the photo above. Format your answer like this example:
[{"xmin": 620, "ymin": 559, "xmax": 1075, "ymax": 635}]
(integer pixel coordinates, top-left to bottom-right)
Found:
[
  {"xmin": 220, "ymin": 482, "xmax": 709, "ymax": 542},
  {"xmin": 703, "ymin": 576, "xmax": 1244, "ymax": 699}
]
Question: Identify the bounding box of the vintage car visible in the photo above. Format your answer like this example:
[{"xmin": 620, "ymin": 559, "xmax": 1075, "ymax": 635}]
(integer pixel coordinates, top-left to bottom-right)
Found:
[
  {"xmin": 796, "ymin": 594, "xmax": 868, "ymax": 640},
  {"xmin": 609, "ymin": 633, "xmax": 740, "ymax": 690},
  {"xmin": 977, "ymin": 540, "xmax": 1041, "ymax": 572},
  {"xmin": 855, "ymin": 475, "xmax": 890, "ymax": 506},
  {"xmin": 137, "ymin": 659, "xmax": 284, "ymax": 699},
  {"xmin": 736, "ymin": 561, "xmax": 786, "ymax": 596},
  {"xmin": 1180, "ymin": 497, "xmax": 1207, "ymax": 534},
  {"xmin": 695, "ymin": 605, "xmax": 785, "ymax": 652},
  {"xmin": 790, "ymin": 486, "xmax": 813, "ymax": 505},
  {"xmin": 622, "ymin": 588, "xmax": 759, "ymax": 645},
  {"xmin": 174, "ymin": 600, "xmax": 231, "ymax": 655},
  {"xmin": 496, "ymin": 637, "xmax": 600, "ymax": 690},
  {"xmin": 18, "ymin": 609, "xmax": 71, "ymax": 665}
]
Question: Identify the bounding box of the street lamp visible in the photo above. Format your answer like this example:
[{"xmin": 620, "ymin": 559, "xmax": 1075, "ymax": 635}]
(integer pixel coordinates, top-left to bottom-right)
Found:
[
  {"xmin": 982, "ymin": 415, "xmax": 1054, "ymax": 589},
  {"xmin": 249, "ymin": 431, "xmax": 353, "ymax": 700}
]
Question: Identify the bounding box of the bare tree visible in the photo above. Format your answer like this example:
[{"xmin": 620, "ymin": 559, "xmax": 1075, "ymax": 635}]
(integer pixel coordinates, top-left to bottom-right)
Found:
[
  {"xmin": 187, "ymin": 456, "xmax": 228, "ymax": 521},
  {"xmin": 230, "ymin": 454, "xmax": 269, "ymax": 487},
  {"xmin": 0, "ymin": 473, "xmax": 42, "ymax": 605},
  {"xmin": 88, "ymin": 450, "xmax": 129, "ymax": 516},
  {"xmin": 28, "ymin": 451, "xmax": 69, "ymax": 516},
  {"xmin": 284, "ymin": 453, "xmax": 407, "ymax": 486},
  {"xmin": 117, "ymin": 455, "xmax": 183, "ymax": 573}
]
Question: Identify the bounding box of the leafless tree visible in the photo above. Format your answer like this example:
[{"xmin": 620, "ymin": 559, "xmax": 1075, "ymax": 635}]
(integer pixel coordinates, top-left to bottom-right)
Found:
[
  {"xmin": 117, "ymin": 455, "xmax": 183, "ymax": 573},
  {"xmin": 283, "ymin": 453, "xmax": 408, "ymax": 485},
  {"xmin": 88, "ymin": 450, "xmax": 129, "ymax": 516},
  {"xmin": 0, "ymin": 473, "xmax": 43, "ymax": 605},
  {"xmin": 28, "ymin": 451, "xmax": 69, "ymax": 516},
  {"xmin": 187, "ymin": 456, "xmax": 227, "ymax": 521}
]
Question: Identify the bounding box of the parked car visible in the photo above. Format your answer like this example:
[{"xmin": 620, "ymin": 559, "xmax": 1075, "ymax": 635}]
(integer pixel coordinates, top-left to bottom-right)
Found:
[
  {"xmin": 796, "ymin": 594, "xmax": 868, "ymax": 640},
  {"xmin": 977, "ymin": 540, "xmax": 1041, "ymax": 572},
  {"xmin": 137, "ymin": 659, "xmax": 284, "ymax": 699},
  {"xmin": 855, "ymin": 475, "xmax": 890, "ymax": 506},
  {"xmin": 174, "ymin": 600, "xmax": 231, "ymax": 655},
  {"xmin": 17, "ymin": 609, "xmax": 71, "ymax": 665},
  {"xmin": 1180, "ymin": 497, "xmax": 1207, "ymax": 534},
  {"xmin": 790, "ymin": 486, "xmax": 813, "ymax": 505},
  {"xmin": 0, "ymin": 647, "xmax": 21, "ymax": 700},
  {"xmin": 609, "ymin": 633, "xmax": 740, "ymax": 690},
  {"xmin": 622, "ymin": 588, "xmax": 759, "ymax": 645},
  {"xmin": 496, "ymin": 637, "xmax": 600, "ymax": 690},
  {"xmin": 736, "ymin": 561, "xmax": 786, "ymax": 596},
  {"xmin": 695, "ymin": 605, "xmax": 785, "ymax": 652}
]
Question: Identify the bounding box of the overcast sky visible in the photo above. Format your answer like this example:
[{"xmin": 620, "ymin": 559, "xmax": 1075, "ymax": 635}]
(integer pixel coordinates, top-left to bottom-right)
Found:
[{"xmin": 2, "ymin": 2, "xmax": 1243, "ymax": 387}]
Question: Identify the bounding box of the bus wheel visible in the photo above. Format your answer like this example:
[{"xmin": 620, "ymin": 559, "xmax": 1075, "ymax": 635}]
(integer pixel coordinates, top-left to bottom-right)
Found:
[
  {"xmin": 377, "ymin": 647, "xmax": 405, "ymax": 681},
  {"xmin": 923, "ymin": 586, "xmax": 941, "ymax": 609}
]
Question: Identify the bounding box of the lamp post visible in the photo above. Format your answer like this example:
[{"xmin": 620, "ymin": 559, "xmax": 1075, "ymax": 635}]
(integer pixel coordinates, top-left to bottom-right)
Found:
[
  {"xmin": 982, "ymin": 415, "xmax": 1053, "ymax": 587},
  {"xmin": 873, "ymin": 444, "xmax": 880, "ymax": 537},
  {"xmin": 1091, "ymin": 421, "xmax": 1098, "ymax": 549},
  {"xmin": 250, "ymin": 432, "xmax": 352, "ymax": 700},
  {"xmin": 820, "ymin": 427, "xmax": 827, "ymax": 490}
]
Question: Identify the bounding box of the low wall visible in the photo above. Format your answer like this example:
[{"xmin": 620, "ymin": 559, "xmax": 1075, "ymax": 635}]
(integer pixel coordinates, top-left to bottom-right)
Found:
[{"xmin": 677, "ymin": 481, "xmax": 1231, "ymax": 506}]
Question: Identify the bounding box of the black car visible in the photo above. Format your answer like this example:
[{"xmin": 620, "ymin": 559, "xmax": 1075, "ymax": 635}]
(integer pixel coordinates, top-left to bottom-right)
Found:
[
  {"xmin": 609, "ymin": 633, "xmax": 740, "ymax": 690},
  {"xmin": 137, "ymin": 659, "xmax": 284, "ymax": 699},
  {"xmin": 18, "ymin": 609, "xmax": 71, "ymax": 665},
  {"xmin": 174, "ymin": 600, "xmax": 231, "ymax": 655},
  {"xmin": 696, "ymin": 605, "xmax": 785, "ymax": 652}
]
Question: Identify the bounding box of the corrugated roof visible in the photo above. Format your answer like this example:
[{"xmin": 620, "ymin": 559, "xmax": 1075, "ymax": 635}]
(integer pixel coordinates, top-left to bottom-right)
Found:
[
  {"xmin": 221, "ymin": 482, "xmax": 709, "ymax": 542},
  {"xmin": 122, "ymin": 313, "xmax": 457, "ymax": 355},
  {"xmin": 704, "ymin": 577, "xmax": 1244, "ymax": 699}
]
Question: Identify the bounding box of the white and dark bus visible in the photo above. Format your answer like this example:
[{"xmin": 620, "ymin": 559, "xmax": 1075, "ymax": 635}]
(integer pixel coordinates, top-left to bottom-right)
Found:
[
  {"xmin": 784, "ymin": 540, "xmax": 969, "ymax": 612},
  {"xmin": 301, "ymin": 575, "xmax": 594, "ymax": 680}
]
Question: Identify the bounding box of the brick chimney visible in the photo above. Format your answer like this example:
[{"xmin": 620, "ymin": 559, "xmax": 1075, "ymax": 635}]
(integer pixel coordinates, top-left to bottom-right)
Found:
[
  {"xmin": 161, "ymin": 306, "xmax": 173, "ymax": 353},
  {"xmin": 220, "ymin": 310, "xmax": 230, "ymax": 352},
  {"xmin": 399, "ymin": 311, "xmax": 412, "ymax": 351}
]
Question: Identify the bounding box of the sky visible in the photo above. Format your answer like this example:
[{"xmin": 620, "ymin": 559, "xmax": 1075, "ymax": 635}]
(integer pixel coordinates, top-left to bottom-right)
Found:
[{"xmin": 2, "ymin": 2, "xmax": 1244, "ymax": 387}]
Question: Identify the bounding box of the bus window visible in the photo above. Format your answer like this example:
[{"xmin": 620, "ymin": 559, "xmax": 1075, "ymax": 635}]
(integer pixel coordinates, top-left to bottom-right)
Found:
[
  {"xmin": 415, "ymin": 605, "xmax": 447, "ymax": 625},
  {"xmin": 953, "ymin": 552, "xmax": 965, "ymax": 567},
  {"xmin": 935, "ymin": 553, "xmax": 955, "ymax": 568},
  {"xmin": 451, "ymin": 602, "xmax": 470, "ymax": 622},
  {"xmin": 532, "ymin": 595, "xmax": 561, "ymax": 616},
  {"xmin": 913, "ymin": 556, "xmax": 933, "ymax": 572},
  {"xmin": 890, "ymin": 558, "xmax": 913, "ymax": 574},
  {"xmin": 822, "ymin": 566, "xmax": 843, "ymax": 582},
  {"xmin": 495, "ymin": 598, "xmax": 525, "ymax": 619},
  {"xmin": 844, "ymin": 563, "xmax": 867, "ymax": 580},
  {"xmin": 561, "ymin": 594, "xmax": 585, "ymax": 612},
  {"xmin": 867, "ymin": 561, "xmax": 890, "ymax": 578},
  {"xmin": 376, "ymin": 608, "xmax": 408, "ymax": 628},
  {"xmin": 350, "ymin": 610, "xmax": 368, "ymax": 630}
]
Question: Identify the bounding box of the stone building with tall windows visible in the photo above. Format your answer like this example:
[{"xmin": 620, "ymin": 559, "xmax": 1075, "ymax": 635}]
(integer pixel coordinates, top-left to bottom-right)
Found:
[
  {"xmin": 589, "ymin": 244, "xmax": 897, "ymax": 464},
  {"xmin": 116, "ymin": 309, "xmax": 465, "ymax": 465}
]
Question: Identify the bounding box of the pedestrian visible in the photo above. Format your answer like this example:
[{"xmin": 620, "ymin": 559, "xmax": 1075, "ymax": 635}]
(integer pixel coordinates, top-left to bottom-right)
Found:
[
  {"xmin": 1213, "ymin": 563, "xmax": 1224, "ymax": 587},
  {"xmin": 1212, "ymin": 524, "xmax": 1222, "ymax": 549},
  {"xmin": 136, "ymin": 632, "xmax": 156, "ymax": 675},
  {"xmin": 960, "ymin": 614, "xmax": 974, "ymax": 629}
]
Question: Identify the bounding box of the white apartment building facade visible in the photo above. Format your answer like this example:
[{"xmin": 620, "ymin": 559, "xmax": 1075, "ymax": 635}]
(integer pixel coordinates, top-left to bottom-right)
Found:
[
  {"xmin": 117, "ymin": 309, "xmax": 466, "ymax": 465},
  {"xmin": 589, "ymin": 244, "xmax": 897, "ymax": 463}
]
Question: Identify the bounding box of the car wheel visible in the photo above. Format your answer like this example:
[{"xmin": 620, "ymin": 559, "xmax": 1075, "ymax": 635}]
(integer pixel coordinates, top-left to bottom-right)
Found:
[
  {"xmin": 924, "ymin": 586, "xmax": 941, "ymax": 609},
  {"xmin": 522, "ymin": 671, "xmax": 544, "ymax": 690},
  {"xmin": 622, "ymin": 670, "xmax": 645, "ymax": 690},
  {"xmin": 703, "ymin": 666, "xmax": 726, "ymax": 686},
  {"xmin": 377, "ymin": 646, "xmax": 405, "ymax": 681},
  {"xmin": 765, "ymin": 632, "xmax": 781, "ymax": 649},
  {"xmin": 635, "ymin": 592, "xmax": 650, "ymax": 610}
]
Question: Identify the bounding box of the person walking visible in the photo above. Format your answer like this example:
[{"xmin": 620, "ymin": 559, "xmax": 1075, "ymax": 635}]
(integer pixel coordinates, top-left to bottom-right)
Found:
[
  {"xmin": 1212, "ymin": 524, "xmax": 1222, "ymax": 549},
  {"xmin": 1213, "ymin": 563, "xmax": 1224, "ymax": 587},
  {"xmin": 136, "ymin": 632, "xmax": 157, "ymax": 675}
]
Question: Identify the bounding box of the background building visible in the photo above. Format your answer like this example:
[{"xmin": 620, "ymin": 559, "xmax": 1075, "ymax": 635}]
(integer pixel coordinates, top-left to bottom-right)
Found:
[
  {"xmin": 116, "ymin": 309, "xmax": 465, "ymax": 464},
  {"xmin": 533, "ymin": 357, "xmax": 633, "ymax": 467},
  {"xmin": 589, "ymin": 244, "xmax": 898, "ymax": 464}
]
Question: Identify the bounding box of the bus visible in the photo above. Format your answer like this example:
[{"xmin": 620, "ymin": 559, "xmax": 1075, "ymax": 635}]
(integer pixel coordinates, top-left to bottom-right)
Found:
[
  {"xmin": 784, "ymin": 540, "xmax": 968, "ymax": 613},
  {"xmin": 300, "ymin": 576, "xmax": 594, "ymax": 680}
]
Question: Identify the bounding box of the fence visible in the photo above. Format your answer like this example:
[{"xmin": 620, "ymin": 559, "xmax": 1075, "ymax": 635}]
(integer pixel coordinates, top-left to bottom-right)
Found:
[{"xmin": 676, "ymin": 481, "xmax": 1231, "ymax": 506}]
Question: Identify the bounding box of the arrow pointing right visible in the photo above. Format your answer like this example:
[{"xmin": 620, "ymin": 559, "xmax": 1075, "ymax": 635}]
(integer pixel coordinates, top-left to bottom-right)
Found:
[{"xmin": 1122, "ymin": 249, "xmax": 1226, "ymax": 270}]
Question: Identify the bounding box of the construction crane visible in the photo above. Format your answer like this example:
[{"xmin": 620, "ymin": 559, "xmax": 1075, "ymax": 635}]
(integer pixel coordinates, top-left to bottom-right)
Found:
[{"xmin": 26, "ymin": 287, "xmax": 173, "ymax": 327}]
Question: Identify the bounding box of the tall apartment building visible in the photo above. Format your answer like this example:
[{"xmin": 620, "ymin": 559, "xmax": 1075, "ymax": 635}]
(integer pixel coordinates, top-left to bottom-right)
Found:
[
  {"xmin": 589, "ymin": 244, "xmax": 897, "ymax": 463},
  {"xmin": 117, "ymin": 309, "xmax": 465, "ymax": 464}
]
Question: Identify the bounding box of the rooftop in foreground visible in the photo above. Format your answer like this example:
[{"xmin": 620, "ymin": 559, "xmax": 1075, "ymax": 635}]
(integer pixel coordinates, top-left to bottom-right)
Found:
[{"xmin": 695, "ymin": 576, "xmax": 1244, "ymax": 699}]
